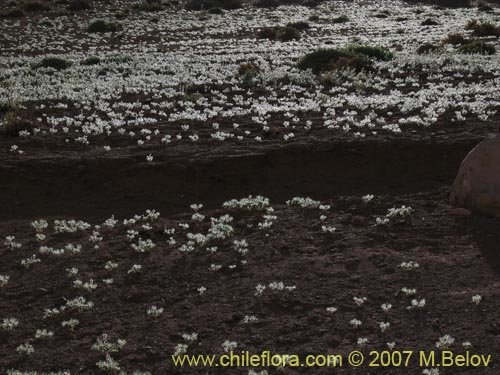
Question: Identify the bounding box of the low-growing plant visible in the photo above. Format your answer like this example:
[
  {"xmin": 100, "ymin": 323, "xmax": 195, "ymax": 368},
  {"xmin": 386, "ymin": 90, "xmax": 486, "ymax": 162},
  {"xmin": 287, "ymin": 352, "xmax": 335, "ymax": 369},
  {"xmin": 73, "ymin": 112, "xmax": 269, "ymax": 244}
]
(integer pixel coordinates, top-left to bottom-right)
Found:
[
  {"xmin": 298, "ymin": 45, "xmax": 393, "ymax": 74},
  {"xmin": 257, "ymin": 26, "xmax": 301, "ymax": 41},
  {"xmin": 466, "ymin": 20, "xmax": 500, "ymax": 37},
  {"xmin": 237, "ymin": 63, "xmax": 261, "ymax": 85},
  {"xmin": 286, "ymin": 21, "xmax": 309, "ymax": 30},
  {"xmin": 458, "ymin": 41, "xmax": 496, "ymax": 55},
  {"xmin": 132, "ymin": 0, "xmax": 164, "ymax": 12},
  {"xmin": 81, "ymin": 56, "xmax": 101, "ymax": 65},
  {"xmin": 0, "ymin": 100, "xmax": 19, "ymax": 114},
  {"xmin": 86, "ymin": 19, "xmax": 121, "ymax": 33},
  {"xmin": 32, "ymin": 56, "xmax": 72, "ymax": 70},
  {"xmin": 421, "ymin": 18, "xmax": 439, "ymax": 26},
  {"xmin": 185, "ymin": 0, "xmax": 241, "ymax": 10},
  {"xmin": 442, "ymin": 33, "xmax": 468, "ymax": 45},
  {"xmin": 331, "ymin": 15, "xmax": 349, "ymax": 23},
  {"xmin": 416, "ymin": 43, "xmax": 441, "ymax": 54}
]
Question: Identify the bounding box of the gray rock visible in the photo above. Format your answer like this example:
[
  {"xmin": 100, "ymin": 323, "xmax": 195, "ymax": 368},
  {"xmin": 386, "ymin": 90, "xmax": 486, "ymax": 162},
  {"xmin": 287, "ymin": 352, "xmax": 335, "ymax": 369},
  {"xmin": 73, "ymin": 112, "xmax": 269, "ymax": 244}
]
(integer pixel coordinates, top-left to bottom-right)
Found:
[{"xmin": 450, "ymin": 134, "xmax": 500, "ymax": 217}]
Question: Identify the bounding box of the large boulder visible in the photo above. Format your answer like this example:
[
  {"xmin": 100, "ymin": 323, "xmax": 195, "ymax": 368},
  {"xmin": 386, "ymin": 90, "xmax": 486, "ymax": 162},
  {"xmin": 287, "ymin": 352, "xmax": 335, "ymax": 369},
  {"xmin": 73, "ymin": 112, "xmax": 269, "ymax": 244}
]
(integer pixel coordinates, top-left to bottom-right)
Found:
[{"xmin": 450, "ymin": 134, "xmax": 500, "ymax": 217}]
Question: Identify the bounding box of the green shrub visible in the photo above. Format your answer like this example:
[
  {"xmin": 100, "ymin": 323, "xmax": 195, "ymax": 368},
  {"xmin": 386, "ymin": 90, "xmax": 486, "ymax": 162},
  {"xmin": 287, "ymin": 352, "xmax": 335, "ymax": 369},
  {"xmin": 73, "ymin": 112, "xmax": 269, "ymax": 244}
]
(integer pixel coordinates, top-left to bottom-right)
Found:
[
  {"xmin": 344, "ymin": 45, "xmax": 393, "ymax": 61},
  {"xmin": 257, "ymin": 27, "xmax": 277, "ymax": 39},
  {"xmin": 0, "ymin": 101, "xmax": 18, "ymax": 114},
  {"xmin": 458, "ymin": 41, "xmax": 496, "ymax": 55},
  {"xmin": 132, "ymin": 0, "xmax": 163, "ymax": 12},
  {"xmin": 466, "ymin": 20, "xmax": 500, "ymax": 37},
  {"xmin": 331, "ymin": 15, "xmax": 348, "ymax": 23},
  {"xmin": 1, "ymin": 112, "xmax": 31, "ymax": 137},
  {"xmin": 278, "ymin": 26, "xmax": 301, "ymax": 41},
  {"xmin": 287, "ymin": 21, "xmax": 309, "ymax": 30},
  {"xmin": 257, "ymin": 26, "xmax": 301, "ymax": 41},
  {"xmin": 81, "ymin": 56, "xmax": 101, "ymax": 65},
  {"xmin": 237, "ymin": 63, "xmax": 260, "ymax": 85},
  {"xmin": 416, "ymin": 43, "xmax": 441, "ymax": 54},
  {"xmin": 32, "ymin": 56, "xmax": 72, "ymax": 70},
  {"xmin": 297, "ymin": 45, "xmax": 393, "ymax": 74},
  {"xmin": 86, "ymin": 20, "xmax": 121, "ymax": 33},
  {"xmin": 185, "ymin": 0, "xmax": 241, "ymax": 10},
  {"xmin": 421, "ymin": 18, "xmax": 439, "ymax": 26},
  {"xmin": 442, "ymin": 33, "xmax": 468, "ymax": 45}
]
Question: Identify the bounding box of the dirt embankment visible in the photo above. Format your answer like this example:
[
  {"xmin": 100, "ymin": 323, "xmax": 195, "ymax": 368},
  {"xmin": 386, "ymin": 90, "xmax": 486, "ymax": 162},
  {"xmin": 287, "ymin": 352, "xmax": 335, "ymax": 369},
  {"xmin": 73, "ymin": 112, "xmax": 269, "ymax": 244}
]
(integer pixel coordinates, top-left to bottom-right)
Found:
[{"xmin": 0, "ymin": 137, "xmax": 478, "ymax": 220}]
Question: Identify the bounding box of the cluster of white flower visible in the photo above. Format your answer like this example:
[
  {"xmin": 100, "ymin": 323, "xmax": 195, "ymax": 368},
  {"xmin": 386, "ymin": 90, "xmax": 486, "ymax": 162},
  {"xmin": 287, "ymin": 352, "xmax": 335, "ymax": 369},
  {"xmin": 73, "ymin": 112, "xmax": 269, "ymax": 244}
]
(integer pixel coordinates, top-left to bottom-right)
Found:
[
  {"xmin": 407, "ymin": 299, "xmax": 426, "ymax": 310},
  {"xmin": 223, "ymin": 196, "xmax": 270, "ymax": 211},
  {"xmin": 35, "ymin": 329, "xmax": 54, "ymax": 339},
  {"xmin": 16, "ymin": 343, "xmax": 34, "ymax": 356},
  {"xmin": 4, "ymin": 236, "xmax": 21, "ymax": 250},
  {"xmin": 222, "ymin": 340, "xmax": 238, "ymax": 352},
  {"xmin": 132, "ymin": 238, "xmax": 156, "ymax": 253},
  {"xmin": 435, "ymin": 335, "xmax": 455, "ymax": 349},
  {"xmin": 472, "ymin": 294, "xmax": 482, "ymax": 305},
  {"xmin": 147, "ymin": 305, "xmax": 164, "ymax": 318},
  {"xmin": 399, "ymin": 261, "xmax": 420, "ymax": 271},
  {"xmin": 386, "ymin": 206, "xmax": 413, "ymax": 219},
  {"xmin": 92, "ymin": 334, "xmax": 126, "ymax": 353},
  {"xmin": 1, "ymin": 317, "xmax": 19, "ymax": 331},
  {"xmin": 54, "ymin": 220, "xmax": 91, "ymax": 233},
  {"xmin": 0, "ymin": 275, "xmax": 9, "ymax": 288},
  {"xmin": 286, "ymin": 197, "xmax": 321, "ymax": 209},
  {"xmin": 64, "ymin": 296, "xmax": 94, "ymax": 312}
]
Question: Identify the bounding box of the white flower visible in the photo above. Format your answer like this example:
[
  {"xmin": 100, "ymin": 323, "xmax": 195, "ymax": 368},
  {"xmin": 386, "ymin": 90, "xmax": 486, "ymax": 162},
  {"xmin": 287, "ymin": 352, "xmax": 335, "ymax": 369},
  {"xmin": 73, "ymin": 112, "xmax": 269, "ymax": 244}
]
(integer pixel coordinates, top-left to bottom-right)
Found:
[
  {"xmin": 0, "ymin": 275, "xmax": 9, "ymax": 288},
  {"xmin": 128, "ymin": 264, "xmax": 142, "ymax": 274},
  {"xmin": 182, "ymin": 333, "xmax": 198, "ymax": 343},
  {"xmin": 422, "ymin": 368, "xmax": 440, "ymax": 375},
  {"xmin": 255, "ymin": 284, "xmax": 266, "ymax": 296},
  {"xmin": 242, "ymin": 315, "xmax": 258, "ymax": 324},
  {"xmin": 147, "ymin": 305, "xmax": 164, "ymax": 318},
  {"xmin": 357, "ymin": 337, "xmax": 369, "ymax": 346},
  {"xmin": 462, "ymin": 341, "xmax": 472, "ymax": 349},
  {"xmin": 362, "ymin": 194, "xmax": 374, "ymax": 203},
  {"xmin": 379, "ymin": 322, "xmax": 390, "ymax": 332},
  {"xmin": 407, "ymin": 299, "xmax": 426, "ymax": 310},
  {"xmin": 350, "ymin": 318, "xmax": 362, "ymax": 328},
  {"xmin": 1, "ymin": 317, "xmax": 19, "ymax": 331},
  {"xmin": 222, "ymin": 340, "xmax": 237, "ymax": 352},
  {"xmin": 16, "ymin": 343, "xmax": 34, "ymax": 356},
  {"xmin": 436, "ymin": 335, "xmax": 455, "ymax": 349},
  {"xmin": 146, "ymin": 154, "xmax": 154, "ymax": 163},
  {"xmin": 174, "ymin": 343, "xmax": 188, "ymax": 356},
  {"xmin": 381, "ymin": 303, "xmax": 392, "ymax": 312},
  {"xmin": 386, "ymin": 205, "xmax": 413, "ymax": 218},
  {"xmin": 472, "ymin": 295, "xmax": 482, "ymax": 305},
  {"xmin": 353, "ymin": 296, "xmax": 367, "ymax": 306},
  {"xmin": 399, "ymin": 261, "xmax": 420, "ymax": 271},
  {"xmin": 326, "ymin": 307, "xmax": 337, "ymax": 313}
]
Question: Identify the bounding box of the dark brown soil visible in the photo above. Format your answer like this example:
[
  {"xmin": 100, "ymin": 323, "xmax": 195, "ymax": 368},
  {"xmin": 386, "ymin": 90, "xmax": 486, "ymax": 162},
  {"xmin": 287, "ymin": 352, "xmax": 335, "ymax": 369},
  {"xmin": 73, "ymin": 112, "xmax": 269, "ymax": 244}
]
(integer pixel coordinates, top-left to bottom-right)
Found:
[{"xmin": 1, "ymin": 187, "xmax": 500, "ymax": 374}]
